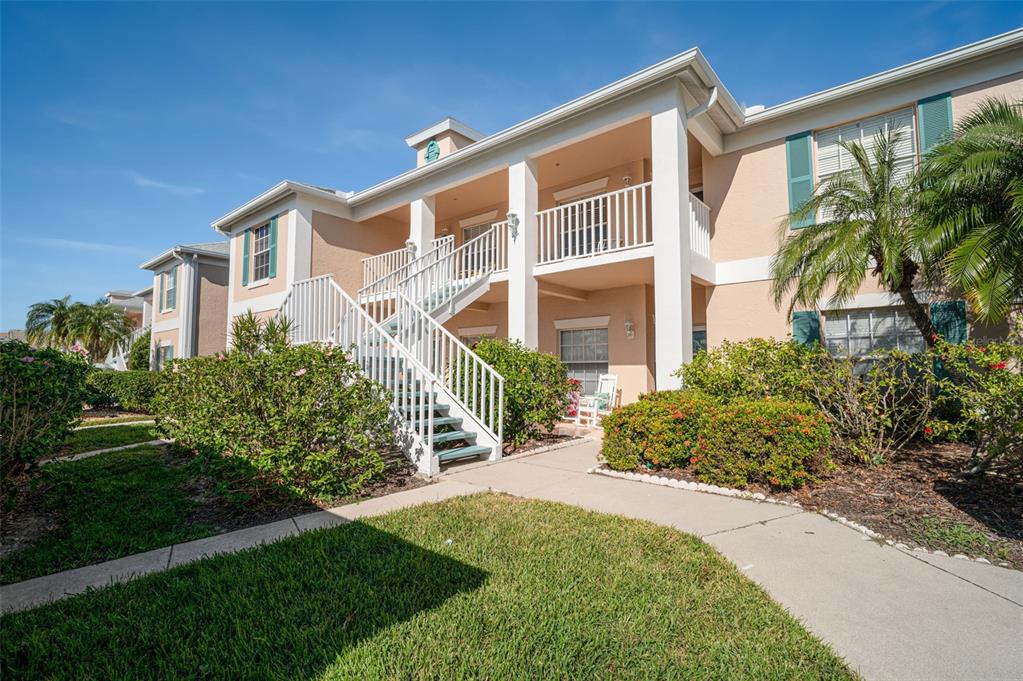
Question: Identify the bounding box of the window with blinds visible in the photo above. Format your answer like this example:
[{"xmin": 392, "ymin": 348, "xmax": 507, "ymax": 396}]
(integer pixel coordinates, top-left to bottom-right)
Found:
[
  {"xmin": 824, "ymin": 306, "xmax": 925, "ymax": 358},
  {"xmin": 559, "ymin": 327, "xmax": 609, "ymax": 395},
  {"xmin": 816, "ymin": 107, "xmax": 917, "ymax": 185}
]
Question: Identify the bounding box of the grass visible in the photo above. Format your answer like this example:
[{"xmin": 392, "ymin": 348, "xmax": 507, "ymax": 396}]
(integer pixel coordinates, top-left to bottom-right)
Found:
[
  {"xmin": 1, "ymin": 494, "xmax": 855, "ymax": 680},
  {"xmin": 57, "ymin": 423, "xmax": 159, "ymax": 456},
  {"xmin": 905, "ymin": 514, "xmax": 1013, "ymax": 561},
  {"xmin": 0, "ymin": 446, "xmax": 217, "ymax": 584},
  {"xmin": 79, "ymin": 414, "xmax": 154, "ymax": 426}
]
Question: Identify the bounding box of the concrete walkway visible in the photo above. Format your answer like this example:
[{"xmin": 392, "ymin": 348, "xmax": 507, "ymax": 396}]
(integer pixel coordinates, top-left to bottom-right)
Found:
[{"xmin": 3, "ymin": 436, "xmax": 1021, "ymax": 680}]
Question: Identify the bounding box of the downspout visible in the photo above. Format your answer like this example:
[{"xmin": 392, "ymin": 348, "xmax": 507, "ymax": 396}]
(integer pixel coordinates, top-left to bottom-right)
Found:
[{"xmin": 685, "ymin": 85, "xmax": 718, "ymax": 119}]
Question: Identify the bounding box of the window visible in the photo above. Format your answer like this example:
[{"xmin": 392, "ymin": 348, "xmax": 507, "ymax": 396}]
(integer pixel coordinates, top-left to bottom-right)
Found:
[
  {"xmin": 559, "ymin": 327, "xmax": 608, "ymax": 395},
  {"xmin": 251, "ymin": 223, "xmax": 272, "ymax": 282},
  {"xmin": 161, "ymin": 266, "xmax": 177, "ymax": 312},
  {"xmin": 816, "ymin": 108, "xmax": 917, "ymax": 185},
  {"xmin": 558, "ymin": 193, "xmax": 610, "ymax": 257},
  {"xmin": 824, "ymin": 306, "xmax": 925, "ymax": 358},
  {"xmin": 156, "ymin": 344, "xmax": 173, "ymax": 370},
  {"xmin": 460, "ymin": 333, "xmax": 491, "ymax": 347},
  {"xmin": 693, "ymin": 326, "xmax": 707, "ymax": 355},
  {"xmin": 462, "ymin": 221, "xmax": 495, "ymax": 272}
]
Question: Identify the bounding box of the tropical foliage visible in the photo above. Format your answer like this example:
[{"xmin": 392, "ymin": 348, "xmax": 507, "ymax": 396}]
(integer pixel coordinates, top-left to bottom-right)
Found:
[
  {"xmin": 127, "ymin": 329, "xmax": 152, "ymax": 370},
  {"xmin": 25, "ymin": 296, "xmax": 135, "ymax": 359}
]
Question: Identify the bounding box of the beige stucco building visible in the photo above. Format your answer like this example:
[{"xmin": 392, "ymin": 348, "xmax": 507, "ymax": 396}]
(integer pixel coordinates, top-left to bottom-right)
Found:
[{"xmin": 208, "ymin": 30, "xmax": 1022, "ymax": 473}]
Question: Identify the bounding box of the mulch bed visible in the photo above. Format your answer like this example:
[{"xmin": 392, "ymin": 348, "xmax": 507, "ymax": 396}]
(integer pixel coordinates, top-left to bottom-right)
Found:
[
  {"xmin": 504, "ymin": 433, "xmax": 580, "ymax": 457},
  {"xmin": 630, "ymin": 442, "xmax": 1022, "ymax": 569}
]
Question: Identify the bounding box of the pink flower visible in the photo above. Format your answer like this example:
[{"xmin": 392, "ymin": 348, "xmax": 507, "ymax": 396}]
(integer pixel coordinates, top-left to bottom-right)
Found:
[
  {"xmin": 217, "ymin": 353, "xmax": 226, "ymax": 361},
  {"xmin": 20, "ymin": 356, "xmax": 34, "ymax": 363},
  {"xmin": 293, "ymin": 367, "xmax": 308, "ymax": 377},
  {"xmin": 42, "ymin": 360, "xmax": 52, "ymax": 368}
]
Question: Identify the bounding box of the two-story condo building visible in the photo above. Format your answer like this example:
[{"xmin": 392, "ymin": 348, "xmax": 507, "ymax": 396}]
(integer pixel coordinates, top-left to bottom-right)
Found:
[
  {"xmin": 211, "ymin": 29, "xmax": 1023, "ymax": 474},
  {"xmin": 140, "ymin": 241, "xmax": 230, "ymax": 369}
]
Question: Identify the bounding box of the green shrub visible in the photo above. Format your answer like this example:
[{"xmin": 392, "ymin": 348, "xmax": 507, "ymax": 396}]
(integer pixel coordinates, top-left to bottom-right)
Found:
[
  {"xmin": 928, "ymin": 340, "xmax": 1023, "ymax": 480},
  {"xmin": 127, "ymin": 330, "xmax": 151, "ymax": 371},
  {"xmin": 676, "ymin": 338, "xmax": 814, "ymax": 401},
  {"xmin": 601, "ymin": 390, "xmax": 718, "ymax": 470},
  {"xmin": 695, "ymin": 398, "xmax": 832, "ymax": 490},
  {"xmin": 86, "ymin": 370, "xmax": 161, "ymax": 413},
  {"xmin": 0, "ymin": 340, "xmax": 90, "ymax": 478},
  {"xmin": 154, "ymin": 326, "xmax": 394, "ymax": 499},
  {"xmin": 471, "ymin": 339, "xmax": 572, "ymax": 450}
]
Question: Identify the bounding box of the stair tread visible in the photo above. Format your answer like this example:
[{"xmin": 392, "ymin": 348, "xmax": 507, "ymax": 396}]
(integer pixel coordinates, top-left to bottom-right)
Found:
[
  {"xmin": 438, "ymin": 445, "xmax": 491, "ymax": 462},
  {"xmin": 432, "ymin": 429, "xmax": 476, "ymax": 444}
]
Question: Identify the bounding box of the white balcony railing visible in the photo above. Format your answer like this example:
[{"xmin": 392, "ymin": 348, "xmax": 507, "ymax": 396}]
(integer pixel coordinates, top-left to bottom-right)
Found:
[
  {"xmin": 361, "ymin": 236, "xmax": 454, "ymax": 286},
  {"xmin": 537, "ymin": 182, "xmax": 652, "ymax": 265},
  {"xmin": 689, "ymin": 193, "xmax": 711, "ymax": 259}
]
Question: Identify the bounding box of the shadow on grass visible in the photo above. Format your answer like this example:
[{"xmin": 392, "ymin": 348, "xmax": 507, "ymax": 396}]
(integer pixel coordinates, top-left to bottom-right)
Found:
[{"xmin": 2, "ymin": 521, "xmax": 487, "ymax": 679}]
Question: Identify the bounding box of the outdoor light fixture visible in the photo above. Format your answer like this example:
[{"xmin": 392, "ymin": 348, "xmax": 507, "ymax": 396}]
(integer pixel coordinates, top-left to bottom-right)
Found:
[
  {"xmin": 624, "ymin": 320, "xmax": 635, "ymax": 339},
  {"xmin": 622, "ymin": 175, "xmax": 632, "ymax": 186},
  {"xmin": 507, "ymin": 212, "xmax": 520, "ymax": 240},
  {"xmin": 405, "ymin": 239, "xmax": 417, "ymax": 256}
]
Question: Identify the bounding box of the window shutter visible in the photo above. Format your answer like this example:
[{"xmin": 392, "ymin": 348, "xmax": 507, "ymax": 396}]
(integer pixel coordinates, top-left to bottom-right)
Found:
[
  {"xmin": 785, "ymin": 131, "xmax": 814, "ymax": 229},
  {"xmin": 242, "ymin": 229, "xmax": 251, "ymax": 286},
  {"xmin": 167, "ymin": 345, "xmax": 173, "ymax": 361},
  {"xmin": 169, "ymin": 266, "xmax": 177, "ymax": 310},
  {"xmin": 930, "ymin": 300, "xmax": 967, "ymax": 344},
  {"xmin": 158, "ymin": 272, "xmax": 165, "ymax": 311},
  {"xmin": 792, "ymin": 311, "xmax": 821, "ymax": 346},
  {"xmin": 918, "ymin": 93, "xmax": 952, "ymax": 152},
  {"xmin": 268, "ymin": 215, "xmax": 278, "ymax": 279}
]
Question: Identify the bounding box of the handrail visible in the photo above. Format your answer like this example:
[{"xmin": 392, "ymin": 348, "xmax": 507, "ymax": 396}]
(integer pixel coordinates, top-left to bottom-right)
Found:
[
  {"xmin": 358, "ymin": 235, "xmax": 455, "ymax": 324},
  {"xmin": 393, "ymin": 291, "xmax": 504, "ymax": 446},
  {"xmin": 360, "ymin": 235, "xmax": 455, "ymax": 288},
  {"xmin": 277, "ymin": 274, "xmax": 439, "ymax": 472},
  {"xmin": 689, "ymin": 193, "xmax": 711, "ymax": 259}
]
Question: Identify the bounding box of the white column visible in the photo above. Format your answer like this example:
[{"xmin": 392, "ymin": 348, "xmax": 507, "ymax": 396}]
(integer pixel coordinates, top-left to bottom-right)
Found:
[
  {"xmin": 651, "ymin": 83, "xmax": 693, "ymax": 390},
  {"xmin": 409, "ymin": 196, "xmax": 436, "ymax": 258},
  {"xmin": 177, "ymin": 255, "xmax": 200, "ymax": 359},
  {"xmin": 289, "ymin": 206, "xmax": 312, "ymax": 285},
  {"xmin": 507, "ymin": 159, "xmax": 539, "ymax": 348}
]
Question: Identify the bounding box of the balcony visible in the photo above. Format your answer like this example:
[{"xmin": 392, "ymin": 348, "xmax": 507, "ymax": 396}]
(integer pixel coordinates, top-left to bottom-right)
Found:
[{"xmin": 535, "ymin": 182, "xmax": 710, "ymax": 266}]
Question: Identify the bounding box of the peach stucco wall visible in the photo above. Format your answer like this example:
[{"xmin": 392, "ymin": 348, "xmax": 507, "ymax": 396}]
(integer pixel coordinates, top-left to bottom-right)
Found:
[
  {"xmin": 196, "ymin": 262, "xmax": 229, "ymax": 357},
  {"xmin": 311, "ymin": 211, "xmax": 408, "ymax": 294},
  {"xmin": 232, "ymin": 210, "xmax": 290, "ymax": 302},
  {"xmin": 952, "ymin": 71, "xmax": 1023, "ymax": 121},
  {"xmin": 152, "ymin": 328, "xmax": 177, "ymax": 353}
]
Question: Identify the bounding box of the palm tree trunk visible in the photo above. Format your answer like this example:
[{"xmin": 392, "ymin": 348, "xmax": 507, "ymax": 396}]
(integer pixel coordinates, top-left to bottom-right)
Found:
[{"xmin": 895, "ymin": 279, "xmax": 937, "ymax": 347}]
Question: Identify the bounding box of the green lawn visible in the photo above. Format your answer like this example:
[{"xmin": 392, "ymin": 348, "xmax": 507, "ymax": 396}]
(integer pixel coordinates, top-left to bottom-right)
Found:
[
  {"xmin": 2, "ymin": 494, "xmax": 854, "ymax": 680},
  {"xmin": 58, "ymin": 423, "xmax": 159, "ymax": 456},
  {"xmin": 0, "ymin": 446, "xmax": 216, "ymax": 584},
  {"xmin": 80, "ymin": 414, "xmax": 155, "ymax": 426}
]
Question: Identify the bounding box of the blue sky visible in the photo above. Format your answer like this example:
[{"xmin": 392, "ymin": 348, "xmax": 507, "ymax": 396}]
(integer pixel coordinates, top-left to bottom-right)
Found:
[{"xmin": 2, "ymin": 1, "xmax": 1021, "ymax": 329}]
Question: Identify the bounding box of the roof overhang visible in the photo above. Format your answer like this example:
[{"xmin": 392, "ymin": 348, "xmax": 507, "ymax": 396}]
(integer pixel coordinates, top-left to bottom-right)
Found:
[
  {"xmin": 405, "ymin": 117, "xmax": 485, "ymax": 148},
  {"xmin": 210, "ymin": 180, "xmax": 351, "ymax": 234},
  {"xmin": 139, "ymin": 244, "xmax": 229, "ymax": 271},
  {"xmin": 132, "ymin": 286, "xmax": 153, "ymax": 298},
  {"xmin": 744, "ymin": 27, "xmax": 1023, "ymax": 127}
]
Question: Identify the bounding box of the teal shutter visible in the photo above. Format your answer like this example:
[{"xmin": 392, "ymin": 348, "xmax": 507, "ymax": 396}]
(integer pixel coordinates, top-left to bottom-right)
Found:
[
  {"xmin": 169, "ymin": 266, "xmax": 177, "ymax": 310},
  {"xmin": 792, "ymin": 311, "xmax": 821, "ymax": 346},
  {"xmin": 918, "ymin": 93, "xmax": 953, "ymax": 152},
  {"xmin": 242, "ymin": 229, "xmax": 251, "ymax": 286},
  {"xmin": 785, "ymin": 131, "xmax": 815, "ymax": 229},
  {"xmin": 930, "ymin": 300, "xmax": 967, "ymax": 344},
  {"xmin": 268, "ymin": 216, "xmax": 278, "ymax": 279}
]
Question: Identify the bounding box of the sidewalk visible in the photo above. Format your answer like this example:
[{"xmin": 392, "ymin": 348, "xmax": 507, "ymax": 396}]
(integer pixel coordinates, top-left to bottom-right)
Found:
[{"xmin": 3, "ymin": 436, "xmax": 1021, "ymax": 680}]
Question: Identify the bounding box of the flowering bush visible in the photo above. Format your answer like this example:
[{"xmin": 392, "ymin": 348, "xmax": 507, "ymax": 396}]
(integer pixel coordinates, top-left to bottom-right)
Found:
[
  {"xmin": 0, "ymin": 340, "xmax": 90, "ymax": 478},
  {"xmin": 126, "ymin": 329, "xmax": 151, "ymax": 371},
  {"xmin": 926, "ymin": 340, "xmax": 1023, "ymax": 480},
  {"xmin": 675, "ymin": 338, "xmax": 815, "ymax": 401},
  {"xmin": 86, "ymin": 370, "xmax": 161, "ymax": 412},
  {"xmin": 695, "ymin": 398, "xmax": 833, "ymax": 489},
  {"xmin": 154, "ymin": 316, "xmax": 394, "ymax": 499},
  {"xmin": 601, "ymin": 390, "xmax": 718, "ymax": 470},
  {"xmin": 471, "ymin": 339, "xmax": 572, "ymax": 450}
]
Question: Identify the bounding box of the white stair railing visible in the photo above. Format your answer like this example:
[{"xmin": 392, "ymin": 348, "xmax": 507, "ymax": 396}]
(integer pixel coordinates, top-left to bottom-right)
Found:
[
  {"xmin": 360, "ymin": 235, "xmax": 455, "ymax": 287},
  {"xmin": 107, "ymin": 324, "xmax": 150, "ymax": 370},
  {"xmin": 397, "ymin": 222, "xmax": 507, "ymax": 317},
  {"xmin": 359, "ymin": 235, "xmax": 455, "ymax": 325},
  {"xmin": 689, "ymin": 193, "xmax": 711, "ymax": 259},
  {"xmin": 277, "ymin": 274, "xmax": 441, "ymax": 474},
  {"xmin": 393, "ymin": 291, "xmax": 503, "ymax": 448}
]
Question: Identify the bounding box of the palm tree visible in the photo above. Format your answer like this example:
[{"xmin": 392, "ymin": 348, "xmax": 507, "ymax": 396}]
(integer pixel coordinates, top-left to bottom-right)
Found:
[
  {"xmin": 70, "ymin": 299, "xmax": 135, "ymax": 359},
  {"xmin": 770, "ymin": 130, "xmax": 937, "ymax": 345},
  {"xmin": 916, "ymin": 97, "xmax": 1023, "ymax": 330},
  {"xmin": 25, "ymin": 295, "xmax": 83, "ymax": 348}
]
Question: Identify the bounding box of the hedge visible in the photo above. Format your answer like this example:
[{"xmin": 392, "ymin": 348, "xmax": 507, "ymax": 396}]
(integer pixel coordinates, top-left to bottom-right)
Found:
[
  {"xmin": 126, "ymin": 330, "xmax": 151, "ymax": 371},
  {"xmin": 601, "ymin": 390, "xmax": 719, "ymax": 470},
  {"xmin": 1, "ymin": 340, "xmax": 90, "ymax": 478},
  {"xmin": 86, "ymin": 370, "xmax": 161, "ymax": 413}
]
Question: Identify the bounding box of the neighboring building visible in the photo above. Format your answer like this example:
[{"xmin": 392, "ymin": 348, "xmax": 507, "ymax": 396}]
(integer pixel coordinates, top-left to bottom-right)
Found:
[
  {"xmin": 103, "ymin": 288, "xmax": 154, "ymax": 370},
  {"xmin": 105, "ymin": 289, "xmax": 149, "ymax": 329},
  {"xmin": 139, "ymin": 242, "xmax": 230, "ymax": 369},
  {"xmin": 1, "ymin": 329, "xmax": 27, "ymax": 342},
  {"xmin": 211, "ymin": 29, "xmax": 1023, "ymax": 473}
]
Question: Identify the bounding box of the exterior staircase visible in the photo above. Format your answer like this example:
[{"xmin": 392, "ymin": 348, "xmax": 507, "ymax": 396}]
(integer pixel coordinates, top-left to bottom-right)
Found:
[
  {"xmin": 276, "ymin": 227, "xmax": 507, "ymax": 475},
  {"xmin": 103, "ymin": 324, "xmax": 150, "ymax": 371}
]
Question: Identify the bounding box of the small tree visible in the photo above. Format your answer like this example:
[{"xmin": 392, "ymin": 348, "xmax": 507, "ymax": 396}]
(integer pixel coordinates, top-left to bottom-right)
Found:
[{"xmin": 127, "ymin": 329, "xmax": 152, "ymax": 370}]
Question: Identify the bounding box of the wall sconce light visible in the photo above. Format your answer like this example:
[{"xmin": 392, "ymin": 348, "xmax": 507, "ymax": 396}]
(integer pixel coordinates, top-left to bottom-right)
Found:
[
  {"xmin": 622, "ymin": 175, "xmax": 633, "ymax": 186},
  {"xmin": 507, "ymin": 212, "xmax": 520, "ymax": 240},
  {"xmin": 405, "ymin": 239, "xmax": 417, "ymax": 257},
  {"xmin": 624, "ymin": 320, "xmax": 635, "ymax": 339}
]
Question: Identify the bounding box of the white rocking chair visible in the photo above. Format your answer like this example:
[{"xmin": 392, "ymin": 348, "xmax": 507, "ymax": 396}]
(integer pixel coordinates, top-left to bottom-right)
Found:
[{"xmin": 575, "ymin": 373, "xmax": 619, "ymax": 426}]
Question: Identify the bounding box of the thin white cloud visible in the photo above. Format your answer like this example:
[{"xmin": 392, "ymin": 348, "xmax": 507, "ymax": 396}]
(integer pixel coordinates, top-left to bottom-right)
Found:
[
  {"xmin": 128, "ymin": 172, "xmax": 204, "ymax": 197},
  {"xmin": 14, "ymin": 236, "xmax": 150, "ymax": 258},
  {"xmin": 45, "ymin": 104, "xmax": 128, "ymax": 129}
]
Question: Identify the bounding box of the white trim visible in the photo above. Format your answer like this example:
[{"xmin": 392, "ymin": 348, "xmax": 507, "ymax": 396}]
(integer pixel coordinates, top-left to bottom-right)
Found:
[
  {"xmin": 227, "ymin": 290, "xmax": 291, "ymax": 319},
  {"xmin": 458, "ymin": 210, "xmax": 499, "ymax": 229},
  {"xmin": 458, "ymin": 325, "xmax": 497, "ymax": 337},
  {"xmin": 211, "ymin": 181, "xmax": 348, "ymax": 233},
  {"xmin": 246, "ymin": 278, "xmax": 271, "ymax": 290},
  {"xmin": 151, "ymin": 318, "xmax": 180, "ymax": 333},
  {"xmin": 552, "ymin": 177, "xmax": 609, "ymax": 203},
  {"xmin": 816, "ymin": 291, "xmax": 935, "ymax": 311},
  {"xmin": 405, "ymin": 117, "xmax": 485, "ymax": 148},
  {"xmin": 714, "ymin": 256, "xmax": 773, "ymax": 285},
  {"xmin": 554, "ymin": 315, "xmax": 610, "ymax": 330}
]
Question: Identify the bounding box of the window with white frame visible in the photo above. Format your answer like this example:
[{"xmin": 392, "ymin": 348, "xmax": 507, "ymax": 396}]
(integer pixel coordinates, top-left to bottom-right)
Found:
[
  {"xmin": 824, "ymin": 306, "xmax": 926, "ymax": 358},
  {"xmin": 816, "ymin": 107, "xmax": 917, "ymax": 185},
  {"xmin": 251, "ymin": 223, "xmax": 272, "ymax": 282},
  {"xmin": 461, "ymin": 220, "xmax": 496, "ymax": 273},
  {"xmin": 156, "ymin": 344, "xmax": 173, "ymax": 370},
  {"xmin": 559, "ymin": 327, "xmax": 609, "ymax": 395},
  {"xmin": 161, "ymin": 267, "xmax": 176, "ymax": 311}
]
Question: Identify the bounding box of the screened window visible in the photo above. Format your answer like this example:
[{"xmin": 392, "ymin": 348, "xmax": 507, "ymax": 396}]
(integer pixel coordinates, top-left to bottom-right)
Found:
[
  {"xmin": 162, "ymin": 267, "xmax": 176, "ymax": 311},
  {"xmin": 156, "ymin": 344, "xmax": 174, "ymax": 370},
  {"xmin": 824, "ymin": 306, "xmax": 925, "ymax": 358},
  {"xmin": 816, "ymin": 108, "xmax": 917, "ymax": 185},
  {"xmin": 252, "ymin": 223, "xmax": 272, "ymax": 282},
  {"xmin": 559, "ymin": 327, "xmax": 609, "ymax": 395}
]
